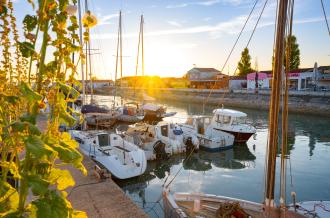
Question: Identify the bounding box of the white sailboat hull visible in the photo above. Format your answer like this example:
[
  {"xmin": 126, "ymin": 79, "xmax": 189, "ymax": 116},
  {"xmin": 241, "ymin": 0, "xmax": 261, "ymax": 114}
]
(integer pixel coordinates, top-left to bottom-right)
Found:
[{"xmin": 70, "ymin": 130, "xmax": 147, "ymax": 179}]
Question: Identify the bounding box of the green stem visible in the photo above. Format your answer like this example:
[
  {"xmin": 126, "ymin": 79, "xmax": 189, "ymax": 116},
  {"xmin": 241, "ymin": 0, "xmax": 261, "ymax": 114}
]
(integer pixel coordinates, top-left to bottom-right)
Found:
[
  {"xmin": 17, "ymin": 151, "xmax": 30, "ymax": 215},
  {"xmin": 36, "ymin": 20, "xmax": 50, "ymax": 93},
  {"xmin": 28, "ymin": 25, "xmax": 40, "ymax": 85}
]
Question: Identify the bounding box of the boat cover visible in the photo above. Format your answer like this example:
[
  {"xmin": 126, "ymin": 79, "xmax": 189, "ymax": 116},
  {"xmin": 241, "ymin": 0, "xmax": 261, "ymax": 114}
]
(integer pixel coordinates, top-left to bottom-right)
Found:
[
  {"xmin": 142, "ymin": 103, "xmax": 162, "ymax": 111},
  {"xmin": 81, "ymin": 104, "xmax": 110, "ymax": 114}
]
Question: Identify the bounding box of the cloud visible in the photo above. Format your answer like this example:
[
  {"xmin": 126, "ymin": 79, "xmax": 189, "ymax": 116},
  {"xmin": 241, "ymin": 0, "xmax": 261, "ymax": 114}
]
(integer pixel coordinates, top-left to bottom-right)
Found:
[
  {"xmin": 167, "ymin": 21, "xmax": 182, "ymax": 27},
  {"xmin": 92, "ymin": 14, "xmax": 258, "ymax": 39},
  {"xmin": 98, "ymin": 13, "xmax": 119, "ymax": 26},
  {"xmin": 294, "ymin": 17, "xmax": 329, "ymax": 25},
  {"xmin": 166, "ymin": 0, "xmax": 247, "ymax": 9},
  {"xmin": 203, "ymin": 17, "xmax": 212, "ymax": 22},
  {"xmin": 166, "ymin": 0, "xmax": 221, "ymax": 9},
  {"xmin": 166, "ymin": 3, "xmax": 189, "ymax": 9},
  {"xmin": 196, "ymin": 0, "xmax": 221, "ymax": 6},
  {"xmin": 91, "ymin": 13, "xmax": 328, "ymax": 40}
]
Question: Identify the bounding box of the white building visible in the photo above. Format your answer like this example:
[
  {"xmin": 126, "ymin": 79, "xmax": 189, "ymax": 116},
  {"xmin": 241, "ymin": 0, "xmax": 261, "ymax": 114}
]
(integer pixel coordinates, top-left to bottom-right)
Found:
[
  {"xmin": 229, "ymin": 76, "xmax": 247, "ymax": 89},
  {"xmin": 246, "ymin": 64, "xmax": 330, "ymax": 91}
]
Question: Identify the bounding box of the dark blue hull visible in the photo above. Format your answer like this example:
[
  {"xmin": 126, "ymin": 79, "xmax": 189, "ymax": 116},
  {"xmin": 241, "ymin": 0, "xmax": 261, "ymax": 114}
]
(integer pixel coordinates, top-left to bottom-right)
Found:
[{"xmin": 199, "ymin": 144, "xmax": 233, "ymax": 152}]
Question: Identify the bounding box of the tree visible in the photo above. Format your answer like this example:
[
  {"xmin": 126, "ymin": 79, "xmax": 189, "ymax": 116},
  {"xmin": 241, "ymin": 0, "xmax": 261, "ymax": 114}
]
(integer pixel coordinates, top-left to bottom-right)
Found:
[
  {"xmin": 284, "ymin": 35, "xmax": 300, "ymax": 70},
  {"xmin": 237, "ymin": 48, "xmax": 253, "ymax": 76}
]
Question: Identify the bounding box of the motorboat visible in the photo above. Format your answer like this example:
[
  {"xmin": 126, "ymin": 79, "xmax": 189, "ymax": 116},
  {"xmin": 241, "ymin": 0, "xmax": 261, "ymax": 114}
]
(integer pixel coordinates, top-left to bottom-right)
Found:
[
  {"xmin": 116, "ymin": 102, "xmax": 145, "ymax": 123},
  {"xmin": 178, "ymin": 116, "xmax": 235, "ymax": 151},
  {"xmin": 122, "ymin": 122, "xmax": 199, "ymax": 160},
  {"xmin": 84, "ymin": 112, "xmax": 119, "ymax": 128},
  {"xmin": 209, "ymin": 108, "xmax": 256, "ymax": 143},
  {"xmin": 69, "ymin": 130, "xmax": 147, "ymax": 179},
  {"xmin": 141, "ymin": 103, "xmax": 177, "ymax": 122},
  {"xmin": 81, "ymin": 103, "xmax": 119, "ymax": 128}
]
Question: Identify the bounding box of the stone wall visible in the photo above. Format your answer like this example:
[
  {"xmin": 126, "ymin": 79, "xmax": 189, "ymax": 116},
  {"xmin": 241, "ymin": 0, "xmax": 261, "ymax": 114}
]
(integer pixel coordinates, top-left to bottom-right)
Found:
[{"xmin": 118, "ymin": 87, "xmax": 330, "ymax": 117}]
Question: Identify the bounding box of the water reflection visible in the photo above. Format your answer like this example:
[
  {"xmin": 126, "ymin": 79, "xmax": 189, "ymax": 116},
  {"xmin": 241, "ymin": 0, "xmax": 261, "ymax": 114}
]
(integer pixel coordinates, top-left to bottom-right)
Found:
[
  {"xmin": 116, "ymin": 144, "xmax": 256, "ymax": 208},
  {"xmin": 88, "ymin": 95, "xmax": 330, "ymax": 217}
]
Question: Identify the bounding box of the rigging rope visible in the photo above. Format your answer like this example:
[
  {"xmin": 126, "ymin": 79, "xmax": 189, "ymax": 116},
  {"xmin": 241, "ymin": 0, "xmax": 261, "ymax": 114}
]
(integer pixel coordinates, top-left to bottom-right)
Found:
[
  {"xmin": 230, "ymin": 0, "xmax": 270, "ymax": 77},
  {"xmin": 320, "ymin": 0, "xmax": 330, "ymax": 36},
  {"xmin": 263, "ymin": 0, "xmax": 279, "ymax": 202},
  {"xmin": 220, "ymin": 0, "xmax": 259, "ymax": 74},
  {"xmin": 279, "ymin": 0, "xmax": 294, "ymax": 207},
  {"xmin": 215, "ymin": 0, "xmax": 270, "ymax": 109},
  {"xmin": 202, "ymin": 0, "xmax": 260, "ymax": 111}
]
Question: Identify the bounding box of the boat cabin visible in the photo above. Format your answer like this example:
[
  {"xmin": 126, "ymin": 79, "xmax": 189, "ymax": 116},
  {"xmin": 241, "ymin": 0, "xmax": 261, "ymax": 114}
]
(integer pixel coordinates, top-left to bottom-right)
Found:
[
  {"xmin": 155, "ymin": 122, "xmax": 183, "ymax": 139},
  {"xmin": 120, "ymin": 102, "xmax": 142, "ymax": 116},
  {"xmin": 185, "ymin": 116, "xmax": 212, "ymax": 135},
  {"xmin": 212, "ymin": 109, "xmax": 247, "ymax": 126}
]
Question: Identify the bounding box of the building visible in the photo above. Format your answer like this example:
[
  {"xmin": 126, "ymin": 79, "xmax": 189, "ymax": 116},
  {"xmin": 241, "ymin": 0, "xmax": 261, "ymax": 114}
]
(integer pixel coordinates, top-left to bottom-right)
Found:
[
  {"xmin": 247, "ymin": 72, "xmax": 271, "ymax": 90},
  {"xmin": 311, "ymin": 65, "xmax": 330, "ymax": 90},
  {"xmin": 186, "ymin": 67, "xmax": 229, "ymax": 89},
  {"xmin": 229, "ymin": 76, "xmax": 247, "ymax": 89},
  {"xmin": 246, "ymin": 65, "xmax": 330, "ymax": 91}
]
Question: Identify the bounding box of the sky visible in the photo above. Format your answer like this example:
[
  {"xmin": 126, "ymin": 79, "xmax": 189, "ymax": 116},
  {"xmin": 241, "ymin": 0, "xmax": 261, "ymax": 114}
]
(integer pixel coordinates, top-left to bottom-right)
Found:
[{"xmin": 12, "ymin": 0, "xmax": 330, "ymax": 79}]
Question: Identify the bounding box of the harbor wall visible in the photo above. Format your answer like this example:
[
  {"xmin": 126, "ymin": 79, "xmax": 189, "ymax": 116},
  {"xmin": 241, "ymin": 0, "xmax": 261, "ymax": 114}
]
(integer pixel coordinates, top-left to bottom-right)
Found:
[{"xmin": 115, "ymin": 87, "xmax": 330, "ymax": 116}]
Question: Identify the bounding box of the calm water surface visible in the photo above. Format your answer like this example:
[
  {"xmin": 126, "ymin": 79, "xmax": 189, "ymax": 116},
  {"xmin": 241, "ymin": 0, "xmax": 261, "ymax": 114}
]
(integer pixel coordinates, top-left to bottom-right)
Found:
[{"xmin": 88, "ymin": 95, "xmax": 330, "ymax": 217}]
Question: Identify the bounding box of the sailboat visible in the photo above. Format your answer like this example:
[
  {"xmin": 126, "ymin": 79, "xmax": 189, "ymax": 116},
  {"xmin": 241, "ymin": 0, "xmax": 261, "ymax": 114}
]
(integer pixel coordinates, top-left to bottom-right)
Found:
[
  {"xmin": 77, "ymin": 1, "xmax": 119, "ymax": 128},
  {"xmin": 112, "ymin": 11, "xmax": 145, "ymax": 124},
  {"xmin": 132, "ymin": 15, "xmax": 177, "ymax": 123},
  {"xmin": 162, "ymin": 0, "xmax": 329, "ymax": 217},
  {"xmin": 69, "ymin": 130, "xmax": 147, "ymax": 179}
]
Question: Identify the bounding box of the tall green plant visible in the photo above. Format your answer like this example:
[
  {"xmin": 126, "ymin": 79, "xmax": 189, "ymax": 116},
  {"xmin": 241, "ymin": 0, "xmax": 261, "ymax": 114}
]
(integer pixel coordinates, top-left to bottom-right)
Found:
[
  {"xmin": 284, "ymin": 35, "xmax": 300, "ymax": 70},
  {"xmin": 237, "ymin": 47, "xmax": 253, "ymax": 77},
  {"xmin": 0, "ymin": 0, "xmax": 89, "ymax": 217}
]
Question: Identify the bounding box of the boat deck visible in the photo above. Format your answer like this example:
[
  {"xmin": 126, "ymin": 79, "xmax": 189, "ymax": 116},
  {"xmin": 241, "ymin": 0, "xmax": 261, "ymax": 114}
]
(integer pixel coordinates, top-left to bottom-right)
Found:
[
  {"xmin": 66, "ymin": 156, "xmax": 147, "ymax": 218},
  {"xmin": 175, "ymin": 200, "xmax": 305, "ymax": 218}
]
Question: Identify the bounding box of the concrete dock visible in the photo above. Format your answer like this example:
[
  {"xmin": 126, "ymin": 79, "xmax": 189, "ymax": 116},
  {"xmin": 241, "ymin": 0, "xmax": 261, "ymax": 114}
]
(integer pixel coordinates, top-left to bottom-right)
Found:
[
  {"xmin": 66, "ymin": 156, "xmax": 147, "ymax": 218},
  {"xmin": 36, "ymin": 115, "xmax": 147, "ymax": 217}
]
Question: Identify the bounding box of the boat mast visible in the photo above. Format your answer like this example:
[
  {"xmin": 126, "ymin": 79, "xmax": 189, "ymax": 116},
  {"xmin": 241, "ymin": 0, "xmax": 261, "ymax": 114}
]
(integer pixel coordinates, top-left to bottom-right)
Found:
[
  {"xmin": 264, "ymin": 0, "xmax": 289, "ymax": 208},
  {"xmin": 84, "ymin": 0, "xmax": 93, "ymax": 102},
  {"xmin": 141, "ymin": 15, "xmax": 144, "ymax": 76},
  {"xmin": 135, "ymin": 15, "xmax": 144, "ymax": 97},
  {"xmin": 114, "ymin": 11, "xmax": 121, "ymax": 107},
  {"xmin": 119, "ymin": 10, "xmax": 123, "ymax": 105},
  {"xmin": 77, "ymin": 0, "xmax": 85, "ymax": 105}
]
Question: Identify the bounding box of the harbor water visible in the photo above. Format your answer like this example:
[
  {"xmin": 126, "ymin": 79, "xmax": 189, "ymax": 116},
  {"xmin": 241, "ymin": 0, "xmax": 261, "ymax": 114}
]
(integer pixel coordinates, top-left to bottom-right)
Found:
[{"xmin": 87, "ymin": 95, "xmax": 330, "ymax": 217}]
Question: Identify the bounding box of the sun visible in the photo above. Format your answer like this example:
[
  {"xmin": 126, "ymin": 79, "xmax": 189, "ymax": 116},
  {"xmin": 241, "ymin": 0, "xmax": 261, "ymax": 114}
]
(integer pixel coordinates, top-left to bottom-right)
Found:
[{"xmin": 144, "ymin": 40, "xmax": 190, "ymax": 78}]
